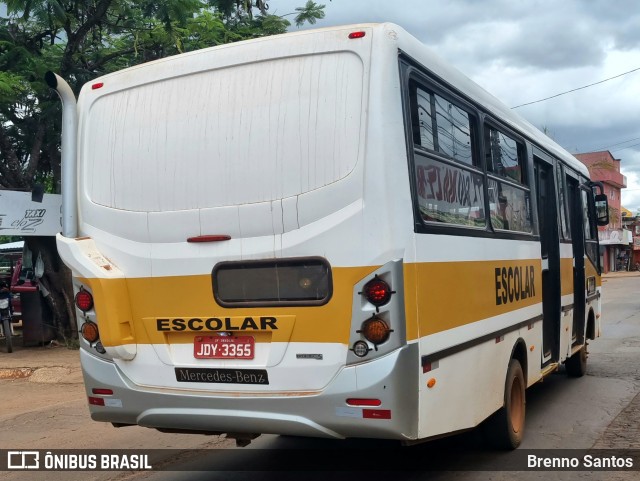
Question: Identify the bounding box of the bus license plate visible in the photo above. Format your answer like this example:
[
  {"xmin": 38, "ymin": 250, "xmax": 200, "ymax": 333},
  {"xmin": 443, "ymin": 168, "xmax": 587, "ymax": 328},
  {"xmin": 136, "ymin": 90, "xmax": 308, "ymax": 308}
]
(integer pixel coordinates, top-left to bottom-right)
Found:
[{"xmin": 194, "ymin": 336, "xmax": 254, "ymax": 359}]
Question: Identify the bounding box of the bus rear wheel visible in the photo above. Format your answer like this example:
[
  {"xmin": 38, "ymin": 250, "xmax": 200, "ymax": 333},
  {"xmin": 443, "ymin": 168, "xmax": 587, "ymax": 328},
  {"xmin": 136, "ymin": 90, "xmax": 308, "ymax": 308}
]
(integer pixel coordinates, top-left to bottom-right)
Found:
[
  {"xmin": 485, "ymin": 358, "xmax": 525, "ymax": 450},
  {"xmin": 565, "ymin": 342, "xmax": 587, "ymax": 378}
]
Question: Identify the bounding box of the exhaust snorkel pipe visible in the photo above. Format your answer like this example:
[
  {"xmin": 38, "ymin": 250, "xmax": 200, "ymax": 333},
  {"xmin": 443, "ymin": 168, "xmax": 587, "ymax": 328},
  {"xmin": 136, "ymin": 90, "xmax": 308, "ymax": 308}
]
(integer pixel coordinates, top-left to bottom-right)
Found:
[{"xmin": 45, "ymin": 71, "xmax": 78, "ymax": 238}]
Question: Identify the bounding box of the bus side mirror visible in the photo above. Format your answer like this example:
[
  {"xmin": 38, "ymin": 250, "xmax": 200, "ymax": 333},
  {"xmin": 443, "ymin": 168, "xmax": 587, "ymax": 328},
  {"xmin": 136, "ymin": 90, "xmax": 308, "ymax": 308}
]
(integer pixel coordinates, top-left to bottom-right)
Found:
[{"xmin": 594, "ymin": 194, "xmax": 609, "ymax": 226}]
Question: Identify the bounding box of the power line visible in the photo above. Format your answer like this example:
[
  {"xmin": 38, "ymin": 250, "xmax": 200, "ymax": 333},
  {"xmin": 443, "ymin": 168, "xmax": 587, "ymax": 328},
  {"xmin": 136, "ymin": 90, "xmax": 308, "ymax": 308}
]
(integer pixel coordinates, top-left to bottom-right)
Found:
[
  {"xmin": 583, "ymin": 136, "xmax": 640, "ymax": 153},
  {"xmin": 612, "ymin": 141, "xmax": 640, "ymax": 153},
  {"xmin": 511, "ymin": 66, "xmax": 640, "ymax": 109}
]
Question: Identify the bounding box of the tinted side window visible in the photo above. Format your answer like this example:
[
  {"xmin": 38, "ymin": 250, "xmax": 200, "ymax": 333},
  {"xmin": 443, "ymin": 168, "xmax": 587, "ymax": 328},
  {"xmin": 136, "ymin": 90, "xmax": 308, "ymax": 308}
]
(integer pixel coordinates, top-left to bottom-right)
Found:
[
  {"xmin": 488, "ymin": 179, "xmax": 532, "ymax": 233},
  {"xmin": 485, "ymin": 125, "xmax": 532, "ymax": 233},
  {"xmin": 556, "ymin": 166, "xmax": 570, "ymax": 240},
  {"xmin": 412, "ymin": 83, "xmax": 476, "ymax": 166},
  {"xmin": 410, "ymin": 81, "xmax": 484, "ymax": 228},
  {"xmin": 485, "ymin": 126, "xmax": 526, "ymax": 184},
  {"xmin": 414, "ymin": 156, "xmax": 486, "ymax": 227},
  {"xmin": 414, "ymin": 87, "xmax": 435, "ymax": 150}
]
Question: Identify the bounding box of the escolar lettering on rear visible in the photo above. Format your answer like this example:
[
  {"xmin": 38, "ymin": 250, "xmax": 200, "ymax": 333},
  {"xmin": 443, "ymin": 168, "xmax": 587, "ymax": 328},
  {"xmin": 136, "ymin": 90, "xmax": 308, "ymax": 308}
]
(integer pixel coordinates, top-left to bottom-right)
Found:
[{"xmin": 156, "ymin": 316, "xmax": 278, "ymax": 332}]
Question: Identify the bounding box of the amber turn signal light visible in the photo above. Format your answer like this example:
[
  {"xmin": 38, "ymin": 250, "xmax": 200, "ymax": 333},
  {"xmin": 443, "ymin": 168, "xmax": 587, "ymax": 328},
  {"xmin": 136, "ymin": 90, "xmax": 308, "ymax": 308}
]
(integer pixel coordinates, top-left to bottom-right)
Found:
[
  {"xmin": 360, "ymin": 317, "xmax": 391, "ymax": 345},
  {"xmin": 81, "ymin": 321, "xmax": 100, "ymax": 343}
]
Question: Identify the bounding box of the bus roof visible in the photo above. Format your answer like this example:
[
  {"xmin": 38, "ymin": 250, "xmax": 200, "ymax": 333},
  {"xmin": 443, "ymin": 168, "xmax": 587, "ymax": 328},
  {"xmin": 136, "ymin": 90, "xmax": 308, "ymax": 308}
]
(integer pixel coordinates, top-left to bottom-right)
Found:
[{"xmin": 85, "ymin": 21, "xmax": 589, "ymax": 179}]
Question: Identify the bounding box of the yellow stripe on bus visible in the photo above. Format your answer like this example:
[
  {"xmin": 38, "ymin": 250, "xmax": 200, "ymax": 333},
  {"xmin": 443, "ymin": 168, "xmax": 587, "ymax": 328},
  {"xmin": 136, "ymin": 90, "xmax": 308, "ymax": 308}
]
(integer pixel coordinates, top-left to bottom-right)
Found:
[
  {"xmin": 78, "ymin": 259, "xmax": 568, "ymax": 348},
  {"xmin": 80, "ymin": 266, "xmax": 379, "ymax": 347},
  {"xmin": 406, "ymin": 260, "xmax": 543, "ymax": 338}
]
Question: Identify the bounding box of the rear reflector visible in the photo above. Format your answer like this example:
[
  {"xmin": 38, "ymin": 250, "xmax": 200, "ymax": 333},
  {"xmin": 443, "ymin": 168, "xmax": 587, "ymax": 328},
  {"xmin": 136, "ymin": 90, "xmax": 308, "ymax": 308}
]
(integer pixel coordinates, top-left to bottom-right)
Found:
[
  {"xmin": 92, "ymin": 82, "xmax": 104, "ymax": 90},
  {"xmin": 88, "ymin": 397, "xmax": 105, "ymax": 406},
  {"xmin": 92, "ymin": 388, "xmax": 113, "ymax": 395},
  {"xmin": 187, "ymin": 235, "xmax": 231, "ymax": 243},
  {"xmin": 363, "ymin": 409, "xmax": 391, "ymax": 420},
  {"xmin": 346, "ymin": 398, "xmax": 381, "ymax": 407},
  {"xmin": 349, "ymin": 31, "xmax": 366, "ymax": 39}
]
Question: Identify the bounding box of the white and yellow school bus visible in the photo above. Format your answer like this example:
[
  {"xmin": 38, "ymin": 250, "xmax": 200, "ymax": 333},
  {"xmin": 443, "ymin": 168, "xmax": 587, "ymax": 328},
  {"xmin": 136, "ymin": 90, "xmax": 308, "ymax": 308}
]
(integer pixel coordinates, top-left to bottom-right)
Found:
[{"xmin": 48, "ymin": 23, "xmax": 608, "ymax": 449}]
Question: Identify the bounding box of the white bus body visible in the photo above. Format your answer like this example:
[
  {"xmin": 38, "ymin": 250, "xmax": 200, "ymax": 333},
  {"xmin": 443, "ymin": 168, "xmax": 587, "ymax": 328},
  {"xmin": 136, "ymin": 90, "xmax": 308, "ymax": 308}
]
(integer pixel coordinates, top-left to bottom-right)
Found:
[{"xmin": 50, "ymin": 23, "xmax": 604, "ymax": 448}]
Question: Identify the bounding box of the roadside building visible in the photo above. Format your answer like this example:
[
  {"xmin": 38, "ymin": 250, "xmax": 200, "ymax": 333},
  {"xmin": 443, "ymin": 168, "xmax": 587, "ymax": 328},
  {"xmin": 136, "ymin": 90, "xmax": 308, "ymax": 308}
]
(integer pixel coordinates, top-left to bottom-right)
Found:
[
  {"xmin": 575, "ymin": 151, "xmax": 630, "ymax": 273},
  {"xmin": 621, "ymin": 207, "xmax": 640, "ymax": 270}
]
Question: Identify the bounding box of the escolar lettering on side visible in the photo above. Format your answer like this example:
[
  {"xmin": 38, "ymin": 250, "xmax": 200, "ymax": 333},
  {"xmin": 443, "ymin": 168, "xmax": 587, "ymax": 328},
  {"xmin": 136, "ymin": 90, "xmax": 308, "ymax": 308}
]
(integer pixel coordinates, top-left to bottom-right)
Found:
[
  {"xmin": 157, "ymin": 316, "xmax": 278, "ymax": 332},
  {"xmin": 494, "ymin": 266, "xmax": 536, "ymax": 306}
]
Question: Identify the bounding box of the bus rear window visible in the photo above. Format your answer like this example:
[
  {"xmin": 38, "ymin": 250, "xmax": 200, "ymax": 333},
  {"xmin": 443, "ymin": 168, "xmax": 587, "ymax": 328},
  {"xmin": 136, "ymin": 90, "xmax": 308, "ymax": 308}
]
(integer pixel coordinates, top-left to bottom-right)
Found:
[
  {"xmin": 212, "ymin": 257, "xmax": 332, "ymax": 307},
  {"xmin": 85, "ymin": 52, "xmax": 364, "ymax": 212}
]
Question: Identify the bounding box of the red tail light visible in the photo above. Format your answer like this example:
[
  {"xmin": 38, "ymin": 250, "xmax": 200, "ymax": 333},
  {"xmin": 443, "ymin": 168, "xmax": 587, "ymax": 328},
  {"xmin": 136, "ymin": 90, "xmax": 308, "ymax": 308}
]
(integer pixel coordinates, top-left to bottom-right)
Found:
[
  {"xmin": 75, "ymin": 289, "xmax": 94, "ymax": 311},
  {"xmin": 362, "ymin": 277, "xmax": 393, "ymax": 306}
]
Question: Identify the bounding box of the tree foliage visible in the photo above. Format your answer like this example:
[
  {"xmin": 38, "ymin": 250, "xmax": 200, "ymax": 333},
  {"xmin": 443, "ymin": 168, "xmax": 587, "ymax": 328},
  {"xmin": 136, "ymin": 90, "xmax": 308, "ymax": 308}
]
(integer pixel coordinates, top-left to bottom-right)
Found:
[
  {"xmin": 0, "ymin": 0, "xmax": 326, "ymax": 339},
  {"xmin": 1, "ymin": 0, "xmax": 325, "ymax": 190}
]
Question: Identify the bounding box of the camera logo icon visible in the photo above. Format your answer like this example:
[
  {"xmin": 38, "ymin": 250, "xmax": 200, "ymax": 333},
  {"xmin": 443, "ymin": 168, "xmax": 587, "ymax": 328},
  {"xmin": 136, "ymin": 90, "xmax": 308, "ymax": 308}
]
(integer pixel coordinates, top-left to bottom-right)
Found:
[{"xmin": 7, "ymin": 451, "xmax": 40, "ymax": 470}]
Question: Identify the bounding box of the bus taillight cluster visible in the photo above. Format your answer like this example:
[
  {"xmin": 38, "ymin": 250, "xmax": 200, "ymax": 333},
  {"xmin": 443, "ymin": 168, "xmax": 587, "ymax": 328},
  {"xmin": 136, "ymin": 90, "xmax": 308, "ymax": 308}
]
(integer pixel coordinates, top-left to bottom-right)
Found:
[
  {"xmin": 75, "ymin": 287, "xmax": 102, "ymax": 349},
  {"xmin": 353, "ymin": 276, "xmax": 395, "ymax": 357}
]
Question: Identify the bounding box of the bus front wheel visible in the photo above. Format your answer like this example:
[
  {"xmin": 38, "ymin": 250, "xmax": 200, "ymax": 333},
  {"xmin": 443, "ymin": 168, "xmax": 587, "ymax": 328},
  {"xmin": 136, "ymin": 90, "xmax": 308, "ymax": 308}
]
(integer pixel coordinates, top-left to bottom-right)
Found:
[{"xmin": 485, "ymin": 358, "xmax": 525, "ymax": 450}]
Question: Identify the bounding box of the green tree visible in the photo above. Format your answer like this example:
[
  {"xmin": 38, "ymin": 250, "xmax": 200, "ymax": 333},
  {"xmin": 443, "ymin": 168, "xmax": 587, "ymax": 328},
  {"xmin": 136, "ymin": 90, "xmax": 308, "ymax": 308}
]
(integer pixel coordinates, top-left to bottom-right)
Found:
[{"xmin": 0, "ymin": 0, "xmax": 326, "ymax": 340}]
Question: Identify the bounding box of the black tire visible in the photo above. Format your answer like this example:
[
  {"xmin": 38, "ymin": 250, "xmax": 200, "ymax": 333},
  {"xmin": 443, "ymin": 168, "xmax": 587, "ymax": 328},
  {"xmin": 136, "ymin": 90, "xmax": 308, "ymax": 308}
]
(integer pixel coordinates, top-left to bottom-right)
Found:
[
  {"xmin": 2, "ymin": 316, "xmax": 12, "ymax": 353},
  {"xmin": 484, "ymin": 359, "xmax": 525, "ymax": 450},
  {"xmin": 565, "ymin": 342, "xmax": 587, "ymax": 377}
]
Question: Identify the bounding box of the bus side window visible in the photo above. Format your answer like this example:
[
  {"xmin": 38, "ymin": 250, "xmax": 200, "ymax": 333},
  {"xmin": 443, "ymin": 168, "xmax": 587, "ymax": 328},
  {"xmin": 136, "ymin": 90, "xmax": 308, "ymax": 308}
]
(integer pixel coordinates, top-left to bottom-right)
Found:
[
  {"xmin": 409, "ymin": 81, "xmax": 485, "ymax": 228},
  {"xmin": 413, "ymin": 85, "xmax": 435, "ymax": 150},
  {"xmin": 485, "ymin": 126, "xmax": 526, "ymax": 184},
  {"xmin": 410, "ymin": 82, "xmax": 476, "ymax": 167},
  {"xmin": 556, "ymin": 166, "xmax": 571, "ymax": 240},
  {"xmin": 485, "ymin": 125, "xmax": 532, "ymax": 234}
]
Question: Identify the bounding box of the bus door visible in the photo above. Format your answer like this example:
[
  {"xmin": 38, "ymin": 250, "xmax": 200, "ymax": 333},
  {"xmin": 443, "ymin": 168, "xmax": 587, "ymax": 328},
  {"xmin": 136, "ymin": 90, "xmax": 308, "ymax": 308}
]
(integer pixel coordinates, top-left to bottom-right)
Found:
[
  {"xmin": 534, "ymin": 157, "xmax": 561, "ymax": 364},
  {"xmin": 566, "ymin": 175, "xmax": 586, "ymax": 345}
]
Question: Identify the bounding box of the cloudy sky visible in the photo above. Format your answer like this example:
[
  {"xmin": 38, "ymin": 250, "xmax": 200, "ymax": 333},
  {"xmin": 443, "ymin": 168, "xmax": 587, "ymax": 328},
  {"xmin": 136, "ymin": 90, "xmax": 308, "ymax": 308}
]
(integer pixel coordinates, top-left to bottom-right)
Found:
[{"xmin": 274, "ymin": 0, "xmax": 640, "ymax": 212}]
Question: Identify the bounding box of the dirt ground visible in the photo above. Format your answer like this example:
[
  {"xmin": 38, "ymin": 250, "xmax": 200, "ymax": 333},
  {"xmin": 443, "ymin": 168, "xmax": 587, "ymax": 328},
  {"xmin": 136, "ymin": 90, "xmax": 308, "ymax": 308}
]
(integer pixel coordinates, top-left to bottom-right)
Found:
[{"xmin": 0, "ymin": 341, "xmax": 234, "ymax": 451}]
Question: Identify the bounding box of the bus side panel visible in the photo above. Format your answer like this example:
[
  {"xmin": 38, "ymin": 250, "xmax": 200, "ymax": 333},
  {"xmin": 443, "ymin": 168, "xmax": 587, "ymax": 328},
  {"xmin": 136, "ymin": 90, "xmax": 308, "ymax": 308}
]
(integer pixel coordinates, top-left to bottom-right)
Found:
[
  {"xmin": 416, "ymin": 325, "xmax": 540, "ymax": 439},
  {"xmin": 409, "ymin": 235, "xmax": 543, "ymax": 439}
]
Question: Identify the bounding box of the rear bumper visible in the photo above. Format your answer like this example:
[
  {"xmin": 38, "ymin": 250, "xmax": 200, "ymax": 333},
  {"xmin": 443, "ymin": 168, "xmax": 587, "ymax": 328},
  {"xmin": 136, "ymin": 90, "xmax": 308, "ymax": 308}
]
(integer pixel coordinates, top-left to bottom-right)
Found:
[{"xmin": 80, "ymin": 344, "xmax": 419, "ymax": 440}]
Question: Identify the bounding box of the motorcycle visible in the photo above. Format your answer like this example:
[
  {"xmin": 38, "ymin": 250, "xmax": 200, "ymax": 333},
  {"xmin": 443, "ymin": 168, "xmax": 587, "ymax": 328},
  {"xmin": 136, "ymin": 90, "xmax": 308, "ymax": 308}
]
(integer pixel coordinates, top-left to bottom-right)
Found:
[{"xmin": 0, "ymin": 296, "xmax": 12, "ymax": 353}]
